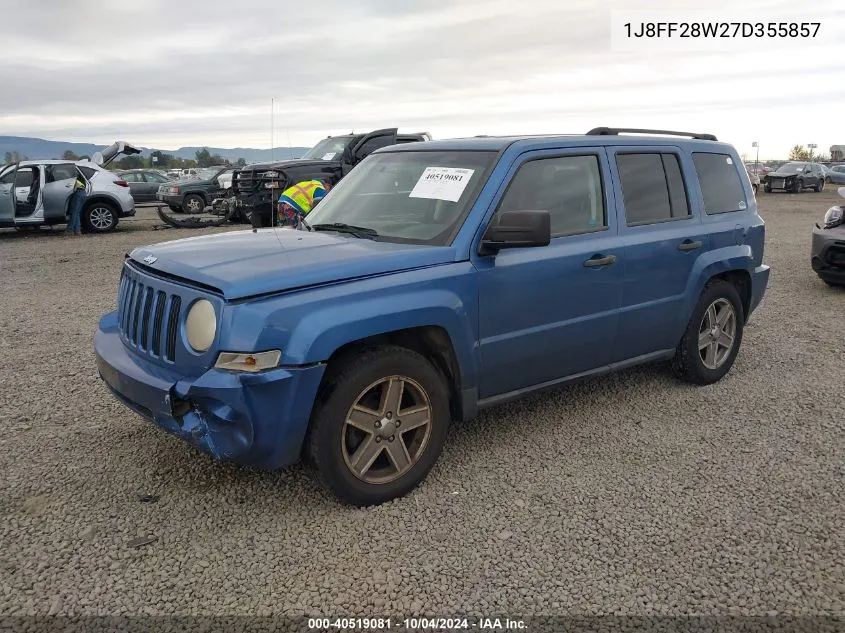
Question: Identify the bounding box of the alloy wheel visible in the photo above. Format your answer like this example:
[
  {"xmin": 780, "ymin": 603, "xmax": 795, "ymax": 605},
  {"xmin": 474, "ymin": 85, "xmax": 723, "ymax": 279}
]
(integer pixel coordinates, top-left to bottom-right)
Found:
[
  {"xmin": 698, "ymin": 298, "xmax": 737, "ymax": 370},
  {"xmin": 341, "ymin": 375, "xmax": 433, "ymax": 484},
  {"xmin": 90, "ymin": 206, "xmax": 114, "ymax": 230}
]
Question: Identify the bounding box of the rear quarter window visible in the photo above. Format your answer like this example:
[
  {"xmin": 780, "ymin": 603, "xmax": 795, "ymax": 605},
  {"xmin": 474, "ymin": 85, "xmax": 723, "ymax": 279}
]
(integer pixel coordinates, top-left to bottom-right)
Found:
[
  {"xmin": 78, "ymin": 166, "xmax": 97, "ymax": 179},
  {"xmin": 692, "ymin": 152, "xmax": 748, "ymax": 215}
]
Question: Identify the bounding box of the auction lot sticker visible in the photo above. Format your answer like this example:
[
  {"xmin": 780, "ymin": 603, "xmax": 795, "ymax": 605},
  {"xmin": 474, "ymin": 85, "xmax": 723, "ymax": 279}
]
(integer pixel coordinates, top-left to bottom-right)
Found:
[{"xmin": 410, "ymin": 167, "xmax": 475, "ymax": 202}]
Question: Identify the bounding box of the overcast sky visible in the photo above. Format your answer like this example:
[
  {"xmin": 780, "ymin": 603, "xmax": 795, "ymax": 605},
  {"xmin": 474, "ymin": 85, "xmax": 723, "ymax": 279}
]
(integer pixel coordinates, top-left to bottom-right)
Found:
[{"xmin": 1, "ymin": 0, "xmax": 843, "ymax": 159}]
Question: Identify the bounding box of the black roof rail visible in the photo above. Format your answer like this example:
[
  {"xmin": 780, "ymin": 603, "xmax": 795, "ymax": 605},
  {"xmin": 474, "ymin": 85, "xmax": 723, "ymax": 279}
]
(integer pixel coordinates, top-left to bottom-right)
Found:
[{"xmin": 586, "ymin": 127, "xmax": 718, "ymax": 142}]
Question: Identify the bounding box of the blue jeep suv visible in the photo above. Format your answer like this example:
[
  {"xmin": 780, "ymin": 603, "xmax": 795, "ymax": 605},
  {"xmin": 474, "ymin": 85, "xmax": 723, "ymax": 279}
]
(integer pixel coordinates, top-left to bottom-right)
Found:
[{"xmin": 94, "ymin": 127, "xmax": 770, "ymax": 506}]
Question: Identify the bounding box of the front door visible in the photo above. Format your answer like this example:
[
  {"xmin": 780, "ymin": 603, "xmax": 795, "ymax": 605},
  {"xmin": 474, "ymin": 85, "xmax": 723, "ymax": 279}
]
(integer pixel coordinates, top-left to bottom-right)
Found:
[
  {"xmin": 0, "ymin": 163, "xmax": 18, "ymax": 227},
  {"xmin": 474, "ymin": 148, "xmax": 623, "ymax": 399},
  {"xmin": 42, "ymin": 163, "xmax": 78, "ymax": 221},
  {"xmin": 143, "ymin": 172, "xmax": 171, "ymax": 201}
]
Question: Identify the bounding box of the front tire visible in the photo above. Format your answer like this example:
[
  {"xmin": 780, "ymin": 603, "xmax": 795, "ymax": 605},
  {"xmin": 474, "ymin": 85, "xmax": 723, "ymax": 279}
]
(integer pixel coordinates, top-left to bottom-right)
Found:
[
  {"xmin": 815, "ymin": 179, "xmax": 825, "ymax": 192},
  {"xmin": 308, "ymin": 346, "xmax": 451, "ymax": 506},
  {"xmin": 183, "ymin": 194, "xmax": 205, "ymax": 214},
  {"xmin": 792, "ymin": 179, "xmax": 803, "ymax": 194},
  {"xmin": 82, "ymin": 202, "xmax": 118, "ymax": 233},
  {"xmin": 672, "ymin": 280, "xmax": 744, "ymax": 385}
]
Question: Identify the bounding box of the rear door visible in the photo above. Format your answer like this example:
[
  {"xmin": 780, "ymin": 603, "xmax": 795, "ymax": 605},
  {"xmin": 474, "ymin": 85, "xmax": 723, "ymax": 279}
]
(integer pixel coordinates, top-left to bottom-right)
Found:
[
  {"xmin": 42, "ymin": 163, "xmax": 78, "ymax": 221},
  {"xmin": 606, "ymin": 146, "xmax": 711, "ymax": 361},
  {"xmin": 142, "ymin": 171, "xmax": 170, "ymax": 200},
  {"xmin": 0, "ymin": 163, "xmax": 18, "ymax": 226},
  {"xmin": 121, "ymin": 172, "xmax": 146, "ymax": 200}
]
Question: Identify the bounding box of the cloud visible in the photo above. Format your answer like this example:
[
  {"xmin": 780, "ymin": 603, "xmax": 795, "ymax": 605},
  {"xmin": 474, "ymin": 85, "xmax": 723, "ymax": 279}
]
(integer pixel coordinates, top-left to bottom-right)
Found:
[{"xmin": 0, "ymin": 0, "xmax": 843, "ymax": 157}]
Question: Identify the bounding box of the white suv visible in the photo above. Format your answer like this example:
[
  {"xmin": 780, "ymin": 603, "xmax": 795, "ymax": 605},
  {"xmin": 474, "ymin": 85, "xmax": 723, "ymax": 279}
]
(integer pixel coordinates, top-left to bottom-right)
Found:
[{"xmin": 0, "ymin": 141, "xmax": 140, "ymax": 233}]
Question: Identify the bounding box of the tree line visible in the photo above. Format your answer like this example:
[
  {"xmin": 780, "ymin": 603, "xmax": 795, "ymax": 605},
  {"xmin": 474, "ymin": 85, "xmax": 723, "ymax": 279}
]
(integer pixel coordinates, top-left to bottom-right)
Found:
[{"xmin": 3, "ymin": 148, "xmax": 248, "ymax": 170}]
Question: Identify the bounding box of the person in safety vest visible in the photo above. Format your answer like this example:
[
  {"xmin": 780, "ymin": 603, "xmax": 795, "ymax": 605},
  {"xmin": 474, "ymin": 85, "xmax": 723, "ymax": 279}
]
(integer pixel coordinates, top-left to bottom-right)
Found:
[{"xmin": 276, "ymin": 179, "xmax": 330, "ymax": 227}]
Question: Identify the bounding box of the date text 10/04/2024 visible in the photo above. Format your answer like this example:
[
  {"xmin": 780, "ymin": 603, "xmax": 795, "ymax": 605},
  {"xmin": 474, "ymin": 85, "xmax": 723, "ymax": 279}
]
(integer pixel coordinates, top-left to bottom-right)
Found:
[
  {"xmin": 308, "ymin": 617, "xmax": 527, "ymax": 630},
  {"xmin": 623, "ymin": 22, "xmax": 820, "ymax": 38}
]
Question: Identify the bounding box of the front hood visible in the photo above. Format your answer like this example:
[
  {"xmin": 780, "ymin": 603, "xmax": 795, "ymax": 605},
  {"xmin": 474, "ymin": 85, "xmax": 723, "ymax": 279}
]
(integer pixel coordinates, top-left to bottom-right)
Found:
[
  {"xmin": 243, "ymin": 158, "xmax": 337, "ymax": 171},
  {"xmin": 768, "ymin": 170, "xmax": 798, "ymax": 178},
  {"xmin": 171, "ymin": 178, "xmax": 211, "ymax": 187},
  {"xmin": 129, "ymin": 229, "xmax": 455, "ymax": 300}
]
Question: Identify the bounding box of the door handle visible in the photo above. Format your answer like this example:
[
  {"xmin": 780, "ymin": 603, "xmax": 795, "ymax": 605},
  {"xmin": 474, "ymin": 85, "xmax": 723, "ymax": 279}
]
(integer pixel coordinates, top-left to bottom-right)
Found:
[
  {"xmin": 583, "ymin": 254, "xmax": 617, "ymax": 268},
  {"xmin": 678, "ymin": 240, "xmax": 702, "ymax": 252}
]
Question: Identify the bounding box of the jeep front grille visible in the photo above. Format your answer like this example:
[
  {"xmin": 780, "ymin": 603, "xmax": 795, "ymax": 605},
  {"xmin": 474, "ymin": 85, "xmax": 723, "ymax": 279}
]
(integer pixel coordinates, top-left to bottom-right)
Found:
[{"xmin": 117, "ymin": 273, "xmax": 181, "ymax": 361}]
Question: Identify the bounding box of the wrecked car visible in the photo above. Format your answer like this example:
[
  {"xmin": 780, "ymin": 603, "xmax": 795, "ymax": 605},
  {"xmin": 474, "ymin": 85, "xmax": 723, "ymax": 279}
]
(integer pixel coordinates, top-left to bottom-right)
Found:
[
  {"xmin": 231, "ymin": 128, "xmax": 431, "ymax": 227},
  {"xmin": 811, "ymin": 186, "xmax": 845, "ymax": 287},
  {"xmin": 763, "ymin": 161, "xmax": 826, "ymax": 193},
  {"xmin": 0, "ymin": 141, "xmax": 140, "ymax": 233},
  {"xmin": 156, "ymin": 165, "xmax": 237, "ymax": 214}
]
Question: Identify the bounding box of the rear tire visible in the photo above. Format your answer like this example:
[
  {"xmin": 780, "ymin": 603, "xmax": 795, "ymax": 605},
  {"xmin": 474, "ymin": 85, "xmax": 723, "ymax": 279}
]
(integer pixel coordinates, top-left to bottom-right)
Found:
[
  {"xmin": 672, "ymin": 280, "xmax": 744, "ymax": 385},
  {"xmin": 82, "ymin": 202, "xmax": 118, "ymax": 233},
  {"xmin": 308, "ymin": 346, "xmax": 451, "ymax": 506}
]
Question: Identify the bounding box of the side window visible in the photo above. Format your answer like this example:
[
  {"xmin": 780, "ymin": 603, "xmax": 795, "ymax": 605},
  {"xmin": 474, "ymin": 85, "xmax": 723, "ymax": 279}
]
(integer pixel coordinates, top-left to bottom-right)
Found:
[
  {"xmin": 355, "ymin": 136, "xmax": 397, "ymax": 159},
  {"xmin": 145, "ymin": 172, "xmax": 167, "ymax": 183},
  {"xmin": 78, "ymin": 166, "xmax": 97, "ymax": 179},
  {"xmin": 46, "ymin": 163, "xmax": 77, "ymax": 183},
  {"xmin": 616, "ymin": 153, "xmax": 690, "ymax": 225},
  {"xmin": 14, "ymin": 168, "xmax": 34, "ymax": 188},
  {"xmin": 497, "ymin": 154, "xmax": 607, "ymax": 237},
  {"xmin": 692, "ymin": 152, "xmax": 747, "ymax": 215},
  {"xmin": 122, "ymin": 172, "xmax": 140, "ymax": 182}
]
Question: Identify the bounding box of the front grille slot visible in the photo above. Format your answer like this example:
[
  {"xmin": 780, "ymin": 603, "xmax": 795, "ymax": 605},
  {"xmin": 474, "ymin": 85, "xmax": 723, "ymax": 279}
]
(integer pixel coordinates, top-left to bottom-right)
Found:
[
  {"xmin": 165, "ymin": 296, "xmax": 181, "ymax": 361},
  {"xmin": 151, "ymin": 291, "xmax": 166, "ymax": 356},
  {"xmin": 130, "ymin": 283, "xmax": 144, "ymax": 345},
  {"xmin": 139, "ymin": 287, "xmax": 154, "ymax": 350}
]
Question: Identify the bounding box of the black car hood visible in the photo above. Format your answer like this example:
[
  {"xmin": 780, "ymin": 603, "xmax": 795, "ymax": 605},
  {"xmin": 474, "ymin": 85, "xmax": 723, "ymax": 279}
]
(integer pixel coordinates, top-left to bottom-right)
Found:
[
  {"xmin": 768, "ymin": 170, "xmax": 800, "ymax": 177},
  {"xmin": 244, "ymin": 158, "xmax": 340, "ymax": 171}
]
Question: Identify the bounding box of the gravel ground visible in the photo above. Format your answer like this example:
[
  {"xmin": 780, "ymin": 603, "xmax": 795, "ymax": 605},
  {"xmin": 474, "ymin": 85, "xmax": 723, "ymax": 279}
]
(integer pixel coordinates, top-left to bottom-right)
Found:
[{"xmin": 0, "ymin": 194, "xmax": 843, "ymax": 622}]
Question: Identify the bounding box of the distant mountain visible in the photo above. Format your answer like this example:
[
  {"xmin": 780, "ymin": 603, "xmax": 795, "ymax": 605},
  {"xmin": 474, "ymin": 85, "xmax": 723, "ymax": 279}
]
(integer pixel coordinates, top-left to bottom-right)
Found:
[{"xmin": 0, "ymin": 135, "xmax": 309, "ymax": 164}]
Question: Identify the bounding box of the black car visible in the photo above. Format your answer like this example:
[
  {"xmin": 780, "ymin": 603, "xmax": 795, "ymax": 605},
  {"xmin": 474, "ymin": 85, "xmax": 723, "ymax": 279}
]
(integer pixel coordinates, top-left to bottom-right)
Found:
[
  {"xmin": 232, "ymin": 128, "xmax": 431, "ymax": 227},
  {"xmin": 763, "ymin": 161, "xmax": 826, "ymax": 193},
  {"xmin": 811, "ymin": 186, "xmax": 845, "ymax": 287},
  {"xmin": 118, "ymin": 169, "xmax": 173, "ymax": 203},
  {"xmin": 155, "ymin": 165, "xmax": 237, "ymax": 213}
]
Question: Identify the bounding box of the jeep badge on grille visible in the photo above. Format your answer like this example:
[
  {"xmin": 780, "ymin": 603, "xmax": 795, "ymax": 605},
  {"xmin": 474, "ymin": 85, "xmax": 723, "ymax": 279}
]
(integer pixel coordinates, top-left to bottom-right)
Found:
[{"xmin": 143, "ymin": 255, "xmax": 157, "ymax": 265}]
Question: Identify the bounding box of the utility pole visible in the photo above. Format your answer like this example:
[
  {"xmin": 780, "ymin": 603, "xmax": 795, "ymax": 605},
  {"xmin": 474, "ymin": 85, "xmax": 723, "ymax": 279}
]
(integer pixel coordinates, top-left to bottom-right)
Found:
[
  {"xmin": 271, "ymin": 98, "xmax": 275, "ymax": 162},
  {"xmin": 752, "ymin": 142, "xmax": 759, "ymax": 171}
]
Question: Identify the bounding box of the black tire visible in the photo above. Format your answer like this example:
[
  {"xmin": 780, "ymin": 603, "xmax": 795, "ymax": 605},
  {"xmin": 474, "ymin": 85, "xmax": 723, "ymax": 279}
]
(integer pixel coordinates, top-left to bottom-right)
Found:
[
  {"xmin": 672, "ymin": 280, "xmax": 744, "ymax": 385},
  {"xmin": 792, "ymin": 179, "xmax": 803, "ymax": 194},
  {"xmin": 168, "ymin": 204, "xmax": 183, "ymax": 213},
  {"xmin": 815, "ymin": 179, "xmax": 824, "ymax": 192},
  {"xmin": 182, "ymin": 194, "xmax": 205, "ymax": 214},
  {"xmin": 82, "ymin": 201, "xmax": 118, "ymax": 233},
  {"xmin": 249, "ymin": 210, "xmax": 265, "ymax": 228},
  {"xmin": 764, "ymin": 185, "xmax": 772, "ymax": 193},
  {"xmin": 308, "ymin": 346, "xmax": 451, "ymax": 506}
]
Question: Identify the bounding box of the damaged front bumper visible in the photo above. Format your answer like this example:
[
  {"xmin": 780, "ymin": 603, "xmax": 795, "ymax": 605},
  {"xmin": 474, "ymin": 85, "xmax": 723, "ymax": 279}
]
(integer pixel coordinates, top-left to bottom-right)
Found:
[{"xmin": 94, "ymin": 312, "xmax": 326, "ymax": 469}]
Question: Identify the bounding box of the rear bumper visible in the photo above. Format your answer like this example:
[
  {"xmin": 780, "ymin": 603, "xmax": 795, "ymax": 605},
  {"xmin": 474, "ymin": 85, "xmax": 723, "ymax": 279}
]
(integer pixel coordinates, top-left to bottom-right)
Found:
[
  {"xmin": 811, "ymin": 227, "xmax": 845, "ymax": 282},
  {"xmin": 748, "ymin": 264, "xmax": 771, "ymax": 318},
  {"xmin": 94, "ymin": 312, "xmax": 326, "ymax": 469}
]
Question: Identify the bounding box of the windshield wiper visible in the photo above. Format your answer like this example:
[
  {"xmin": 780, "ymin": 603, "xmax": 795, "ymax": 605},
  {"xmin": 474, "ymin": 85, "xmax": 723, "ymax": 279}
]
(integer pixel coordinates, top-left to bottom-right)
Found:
[
  {"xmin": 311, "ymin": 223, "xmax": 379, "ymax": 239},
  {"xmin": 299, "ymin": 216, "xmax": 313, "ymax": 231}
]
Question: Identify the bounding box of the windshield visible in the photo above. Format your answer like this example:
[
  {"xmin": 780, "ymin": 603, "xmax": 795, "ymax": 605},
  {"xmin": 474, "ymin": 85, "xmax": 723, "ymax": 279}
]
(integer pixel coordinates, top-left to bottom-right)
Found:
[
  {"xmin": 195, "ymin": 167, "xmax": 225, "ymax": 180},
  {"xmin": 304, "ymin": 150, "xmax": 498, "ymax": 245},
  {"xmin": 301, "ymin": 137, "xmax": 355, "ymax": 161},
  {"xmin": 776, "ymin": 162, "xmax": 807, "ymax": 172}
]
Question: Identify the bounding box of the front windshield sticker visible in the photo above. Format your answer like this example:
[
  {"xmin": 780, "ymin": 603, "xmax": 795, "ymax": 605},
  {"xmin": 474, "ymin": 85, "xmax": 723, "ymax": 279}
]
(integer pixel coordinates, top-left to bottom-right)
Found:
[
  {"xmin": 321, "ymin": 152, "xmax": 337, "ymax": 160},
  {"xmin": 409, "ymin": 167, "xmax": 475, "ymax": 202}
]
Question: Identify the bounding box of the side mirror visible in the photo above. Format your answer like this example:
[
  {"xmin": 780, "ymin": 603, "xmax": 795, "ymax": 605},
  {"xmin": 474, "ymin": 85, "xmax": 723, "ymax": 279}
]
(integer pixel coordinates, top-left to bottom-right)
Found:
[{"xmin": 480, "ymin": 209, "xmax": 551, "ymax": 254}]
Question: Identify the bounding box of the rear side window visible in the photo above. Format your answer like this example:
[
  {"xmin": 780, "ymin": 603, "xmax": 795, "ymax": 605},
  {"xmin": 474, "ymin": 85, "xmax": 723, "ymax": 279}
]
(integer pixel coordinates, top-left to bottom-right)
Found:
[
  {"xmin": 692, "ymin": 152, "xmax": 748, "ymax": 215},
  {"xmin": 616, "ymin": 153, "xmax": 690, "ymax": 225},
  {"xmin": 78, "ymin": 166, "xmax": 97, "ymax": 179}
]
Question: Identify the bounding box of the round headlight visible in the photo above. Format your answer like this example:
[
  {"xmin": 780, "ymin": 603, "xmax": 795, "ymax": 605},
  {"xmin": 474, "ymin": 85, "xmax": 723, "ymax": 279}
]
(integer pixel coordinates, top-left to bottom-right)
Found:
[{"xmin": 185, "ymin": 299, "xmax": 216, "ymax": 352}]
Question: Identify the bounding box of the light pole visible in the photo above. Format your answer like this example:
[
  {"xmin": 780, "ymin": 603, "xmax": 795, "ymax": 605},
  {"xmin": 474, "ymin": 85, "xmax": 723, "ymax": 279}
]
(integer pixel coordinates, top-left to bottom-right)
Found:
[
  {"xmin": 752, "ymin": 141, "xmax": 759, "ymax": 171},
  {"xmin": 808, "ymin": 143, "xmax": 817, "ymax": 160}
]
